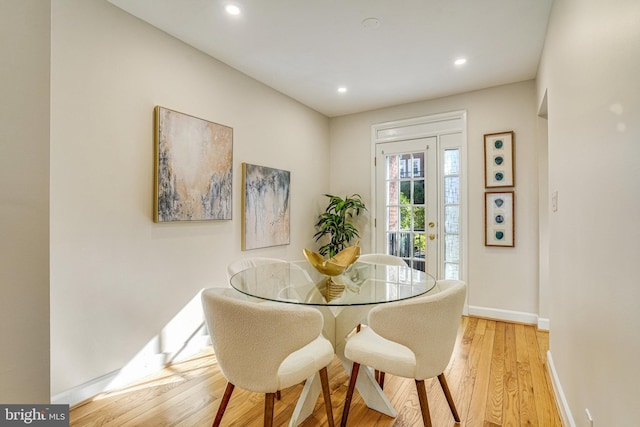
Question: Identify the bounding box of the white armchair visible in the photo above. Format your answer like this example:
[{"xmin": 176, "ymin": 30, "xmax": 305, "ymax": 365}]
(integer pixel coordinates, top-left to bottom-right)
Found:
[
  {"xmin": 357, "ymin": 253, "xmax": 407, "ymax": 266},
  {"xmin": 201, "ymin": 288, "xmax": 335, "ymax": 427},
  {"xmin": 340, "ymin": 280, "xmax": 466, "ymax": 427}
]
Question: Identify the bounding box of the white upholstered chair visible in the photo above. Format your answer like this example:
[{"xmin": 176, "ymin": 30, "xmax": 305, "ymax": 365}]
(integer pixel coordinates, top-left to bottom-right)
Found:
[
  {"xmin": 226, "ymin": 257, "xmax": 288, "ymax": 280},
  {"xmin": 340, "ymin": 280, "xmax": 467, "ymax": 427},
  {"xmin": 201, "ymin": 288, "xmax": 335, "ymax": 427},
  {"xmin": 356, "ymin": 253, "xmax": 407, "ymax": 266}
]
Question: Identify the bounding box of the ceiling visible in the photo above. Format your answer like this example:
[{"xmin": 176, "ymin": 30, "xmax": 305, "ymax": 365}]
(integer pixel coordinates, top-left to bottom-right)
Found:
[{"xmin": 107, "ymin": 0, "xmax": 553, "ymax": 117}]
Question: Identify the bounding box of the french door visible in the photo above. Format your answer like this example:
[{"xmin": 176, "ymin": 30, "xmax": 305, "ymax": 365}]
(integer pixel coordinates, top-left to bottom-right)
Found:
[
  {"xmin": 375, "ymin": 138, "xmax": 438, "ymax": 273},
  {"xmin": 374, "ymin": 134, "xmax": 463, "ymax": 279}
]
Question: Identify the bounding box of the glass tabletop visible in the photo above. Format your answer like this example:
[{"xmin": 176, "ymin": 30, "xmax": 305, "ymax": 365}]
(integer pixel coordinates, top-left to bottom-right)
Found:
[{"xmin": 229, "ymin": 260, "xmax": 436, "ymax": 306}]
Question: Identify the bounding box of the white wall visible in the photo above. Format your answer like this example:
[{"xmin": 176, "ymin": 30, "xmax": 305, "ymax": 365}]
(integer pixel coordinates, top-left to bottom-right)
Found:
[
  {"xmin": 0, "ymin": 0, "xmax": 51, "ymax": 403},
  {"xmin": 536, "ymin": 0, "xmax": 640, "ymax": 424},
  {"xmin": 329, "ymin": 81, "xmax": 540, "ymax": 320},
  {"xmin": 50, "ymin": 0, "xmax": 329, "ymax": 397}
]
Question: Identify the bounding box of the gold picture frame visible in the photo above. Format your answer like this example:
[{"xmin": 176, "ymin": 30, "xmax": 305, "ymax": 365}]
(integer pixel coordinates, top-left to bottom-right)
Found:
[{"xmin": 154, "ymin": 106, "xmax": 233, "ymax": 222}]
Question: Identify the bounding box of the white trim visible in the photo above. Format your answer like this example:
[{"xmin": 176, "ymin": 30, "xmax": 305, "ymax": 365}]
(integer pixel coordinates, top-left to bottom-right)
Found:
[
  {"xmin": 537, "ymin": 317, "xmax": 550, "ymax": 331},
  {"xmin": 547, "ymin": 350, "xmax": 576, "ymax": 427},
  {"xmin": 370, "ymin": 110, "xmax": 467, "ymax": 281},
  {"xmin": 467, "ymin": 305, "xmax": 538, "ymax": 325}
]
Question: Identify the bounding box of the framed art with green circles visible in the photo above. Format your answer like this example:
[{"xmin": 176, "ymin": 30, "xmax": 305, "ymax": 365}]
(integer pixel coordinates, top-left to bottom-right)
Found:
[
  {"xmin": 485, "ymin": 191, "xmax": 514, "ymax": 247},
  {"xmin": 484, "ymin": 131, "xmax": 514, "ymax": 188}
]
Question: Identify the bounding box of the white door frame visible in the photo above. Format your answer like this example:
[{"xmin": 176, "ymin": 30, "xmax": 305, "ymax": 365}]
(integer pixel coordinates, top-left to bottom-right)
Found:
[{"xmin": 370, "ymin": 110, "xmax": 468, "ymax": 281}]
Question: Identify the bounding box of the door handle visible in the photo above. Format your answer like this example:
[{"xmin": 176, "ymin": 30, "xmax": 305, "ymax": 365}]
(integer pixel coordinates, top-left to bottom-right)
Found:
[{"xmin": 429, "ymin": 234, "xmax": 436, "ymax": 240}]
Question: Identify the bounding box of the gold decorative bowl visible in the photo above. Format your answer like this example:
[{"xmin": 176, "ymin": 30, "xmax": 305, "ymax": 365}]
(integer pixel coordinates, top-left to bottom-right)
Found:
[{"xmin": 302, "ymin": 245, "xmax": 360, "ymax": 276}]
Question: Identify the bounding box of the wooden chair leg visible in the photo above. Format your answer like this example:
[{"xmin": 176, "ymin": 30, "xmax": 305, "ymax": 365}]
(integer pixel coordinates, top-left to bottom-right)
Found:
[
  {"xmin": 378, "ymin": 372, "xmax": 385, "ymax": 389},
  {"xmin": 276, "ymin": 390, "xmax": 281, "ymax": 400},
  {"xmin": 374, "ymin": 370, "xmax": 379, "ymax": 383},
  {"xmin": 212, "ymin": 382, "xmax": 234, "ymax": 427},
  {"xmin": 437, "ymin": 373, "xmax": 460, "ymax": 422},
  {"xmin": 415, "ymin": 379, "xmax": 433, "ymax": 427},
  {"xmin": 264, "ymin": 392, "xmax": 276, "ymax": 427},
  {"xmin": 340, "ymin": 362, "xmax": 360, "ymax": 427},
  {"xmin": 319, "ymin": 367, "xmax": 335, "ymax": 427}
]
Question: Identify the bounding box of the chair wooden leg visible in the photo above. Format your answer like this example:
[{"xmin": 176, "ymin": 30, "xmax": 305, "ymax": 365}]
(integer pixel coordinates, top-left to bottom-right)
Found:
[
  {"xmin": 378, "ymin": 371, "xmax": 385, "ymax": 389},
  {"xmin": 437, "ymin": 373, "xmax": 460, "ymax": 422},
  {"xmin": 415, "ymin": 380, "xmax": 433, "ymax": 427},
  {"xmin": 212, "ymin": 382, "xmax": 234, "ymax": 427},
  {"xmin": 264, "ymin": 393, "xmax": 276, "ymax": 427},
  {"xmin": 319, "ymin": 367, "xmax": 335, "ymax": 427},
  {"xmin": 340, "ymin": 362, "xmax": 360, "ymax": 427},
  {"xmin": 276, "ymin": 390, "xmax": 281, "ymax": 400}
]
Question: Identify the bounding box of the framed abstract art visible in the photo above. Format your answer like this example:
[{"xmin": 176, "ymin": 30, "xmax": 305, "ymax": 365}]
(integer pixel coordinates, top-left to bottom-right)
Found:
[
  {"xmin": 242, "ymin": 163, "xmax": 291, "ymax": 250},
  {"xmin": 484, "ymin": 131, "xmax": 514, "ymax": 188},
  {"xmin": 485, "ymin": 191, "xmax": 514, "ymax": 247},
  {"xmin": 154, "ymin": 106, "xmax": 233, "ymax": 222}
]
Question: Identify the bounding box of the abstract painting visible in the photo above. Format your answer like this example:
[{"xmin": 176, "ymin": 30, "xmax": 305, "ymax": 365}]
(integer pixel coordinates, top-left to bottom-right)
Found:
[
  {"xmin": 485, "ymin": 191, "xmax": 514, "ymax": 247},
  {"xmin": 484, "ymin": 131, "xmax": 515, "ymax": 188},
  {"xmin": 154, "ymin": 106, "xmax": 232, "ymax": 222},
  {"xmin": 242, "ymin": 163, "xmax": 290, "ymax": 250}
]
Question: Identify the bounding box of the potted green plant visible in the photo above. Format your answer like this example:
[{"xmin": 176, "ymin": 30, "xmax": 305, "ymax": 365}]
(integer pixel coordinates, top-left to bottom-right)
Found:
[{"xmin": 314, "ymin": 194, "xmax": 367, "ymax": 258}]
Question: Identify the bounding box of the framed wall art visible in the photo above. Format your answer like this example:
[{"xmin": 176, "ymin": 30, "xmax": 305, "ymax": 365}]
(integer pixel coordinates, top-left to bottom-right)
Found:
[
  {"xmin": 485, "ymin": 191, "xmax": 514, "ymax": 247},
  {"xmin": 484, "ymin": 131, "xmax": 514, "ymax": 188},
  {"xmin": 154, "ymin": 106, "xmax": 233, "ymax": 222},
  {"xmin": 242, "ymin": 163, "xmax": 291, "ymax": 250}
]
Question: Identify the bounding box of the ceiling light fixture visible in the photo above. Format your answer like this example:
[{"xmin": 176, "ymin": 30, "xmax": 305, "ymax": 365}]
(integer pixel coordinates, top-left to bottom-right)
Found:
[
  {"xmin": 454, "ymin": 58, "xmax": 467, "ymax": 66},
  {"xmin": 337, "ymin": 87, "xmax": 347, "ymax": 94},
  {"xmin": 225, "ymin": 4, "xmax": 241, "ymax": 15}
]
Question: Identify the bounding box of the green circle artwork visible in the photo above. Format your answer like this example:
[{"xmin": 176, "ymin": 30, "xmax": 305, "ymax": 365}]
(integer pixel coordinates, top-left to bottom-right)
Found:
[
  {"xmin": 495, "ymin": 231, "xmax": 504, "ymax": 240},
  {"xmin": 495, "ymin": 172, "xmax": 504, "ymax": 181},
  {"xmin": 494, "ymin": 156, "xmax": 504, "ymax": 165},
  {"xmin": 494, "ymin": 139, "xmax": 503, "ymax": 149}
]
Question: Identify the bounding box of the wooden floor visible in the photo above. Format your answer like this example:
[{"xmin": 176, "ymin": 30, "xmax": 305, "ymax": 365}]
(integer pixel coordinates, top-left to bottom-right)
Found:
[{"xmin": 69, "ymin": 316, "xmax": 562, "ymax": 426}]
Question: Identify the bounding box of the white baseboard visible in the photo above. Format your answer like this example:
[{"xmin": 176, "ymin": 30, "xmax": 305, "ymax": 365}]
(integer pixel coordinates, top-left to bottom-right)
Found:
[
  {"xmin": 467, "ymin": 305, "xmax": 539, "ymax": 325},
  {"xmin": 547, "ymin": 350, "xmax": 576, "ymax": 427},
  {"xmin": 537, "ymin": 317, "xmax": 550, "ymax": 331}
]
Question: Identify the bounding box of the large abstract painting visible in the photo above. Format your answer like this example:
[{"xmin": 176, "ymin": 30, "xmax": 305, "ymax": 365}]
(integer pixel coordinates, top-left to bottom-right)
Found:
[
  {"xmin": 154, "ymin": 106, "xmax": 232, "ymax": 222},
  {"xmin": 242, "ymin": 163, "xmax": 290, "ymax": 250}
]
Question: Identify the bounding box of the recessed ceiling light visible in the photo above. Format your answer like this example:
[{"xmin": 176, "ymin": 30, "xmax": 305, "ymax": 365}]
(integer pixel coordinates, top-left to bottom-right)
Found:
[
  {"xmin": 225, "ymin": 4, "xmax": 241, "ymax": 15},
  {"xmin": 454, "ymin": 58, "xmax": 467, "ymax": 66},
  {"xmin": 337, "ymin": 87, "xmax": 347, "ymax": 93}
]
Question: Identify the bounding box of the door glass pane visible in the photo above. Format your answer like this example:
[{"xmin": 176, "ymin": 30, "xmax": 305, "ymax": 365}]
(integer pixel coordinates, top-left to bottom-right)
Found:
[
  {"xmin": 387, "ymin": 206, "xmax": 399, "ymax": 231},
  {"xmin": 444, "ymin": 150, "xmax": 459, "ymax": 175},
  {"xmin": 445, "ymin": 235, "xmax": 459, "ymax": 262},
  {"xmin": 398, "ymin": 233, "xmax": 411, "ymax": 258},
  {"xmin": 386, "ymin": 155, "xmax": 398, "ymax": 179},
  {"xmin": 445, "ymin": 205, "xmax": 459, "ymax": 234},
  {"xmin": 413, "ymin": 206, "xmax": 425, "ymax": 231},
  {"xmin": 413, "ymin": 180, "xmax": 425, "ymax": 204},
  {"xmin": 399, "ymin": 154, "xmax": 411, "ymax": 178},
  {"xmin": 400, "ymin": 206, "xmax": 411, "ymax": 231},
  {"xmin": 445, "ymin": 263, "xmax": 459, "ymax": 280},
  {"xmin": 412, "ymin": 152, "xmax": 425, "ymax": 178},
  {"xmin": 444, "ymin": 176, "xmax": 459, "ymax": 204},
  {"xmin": 400, "ymin": 181, "xmax": 411, "ymax": 202},
  {"xmin": 387, "ymin": 181, "xmax": 398, "ymax": 205}
]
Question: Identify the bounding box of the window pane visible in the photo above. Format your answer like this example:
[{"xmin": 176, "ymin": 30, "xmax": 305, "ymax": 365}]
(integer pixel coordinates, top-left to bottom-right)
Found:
[
  {"xmin": 413, "ymin": 152, "xmax": 425, "ymax": 178},
  {"xmin": 445, "ymin": 205, "xmax": 459, "ymax": 234},
  {"xmin": 413, "ymin": 180, "xmax": 425, "ymax": 204},
  {"xmin": 445, "ymin": 263, "xmax": 459, "ymax": 280},
  {"xmin": 399, "ymin": 154, "xmax": 411, "ymax": 178},
  {"xmin": 400, "ymin": 180, "xmax": 411, "ymax": 202},
  {"xmin": 444, "ymin": 176, "xmax": 459, "ymax": 204},
  {"xmin": 445, "ymin": 235, "xmax": 460, "ymax": 262},
  {"xmin": 398, "ymin": 233, "xmax": 411, "ymax": 258},
  {"xmin": 400, "ymin": 206, "xmax": 411, "ymax": 231},
  {"xmin": 386, "ymin": 155, "xmax": 398, "ymax": 179},
  {"xmin": 444, "ymin": 149, "xmax": 459, "ymax": 175},
  {"xmin": 387, "ymin": 181, "xmax": 399, "ymax": 205},
  {"xmin": 387, "ymin": 206, "xmax": 399, "ymax": 231},
  {"xmin": 412, "ymin": 259, "xmax": 426, "ymax": 272},
  {"xmin": 413, "ymin": 233, "xmax": 425, "ymax": 259},
  {"xmin": 413, "ymin": 206, "xmax": 425, "ymax": 230}
]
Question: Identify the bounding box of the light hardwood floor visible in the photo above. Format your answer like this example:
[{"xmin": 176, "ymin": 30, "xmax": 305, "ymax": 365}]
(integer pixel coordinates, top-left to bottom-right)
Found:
[{"xmin": 69, "ymin": 316, "xmax": 562, "ymax": 426}]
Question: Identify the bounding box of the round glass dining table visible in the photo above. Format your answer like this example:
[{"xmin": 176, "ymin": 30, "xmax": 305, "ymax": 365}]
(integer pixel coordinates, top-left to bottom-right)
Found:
[{"xmin": 229, "ymin": 260, "xmax": 437, "ymax": 426}]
